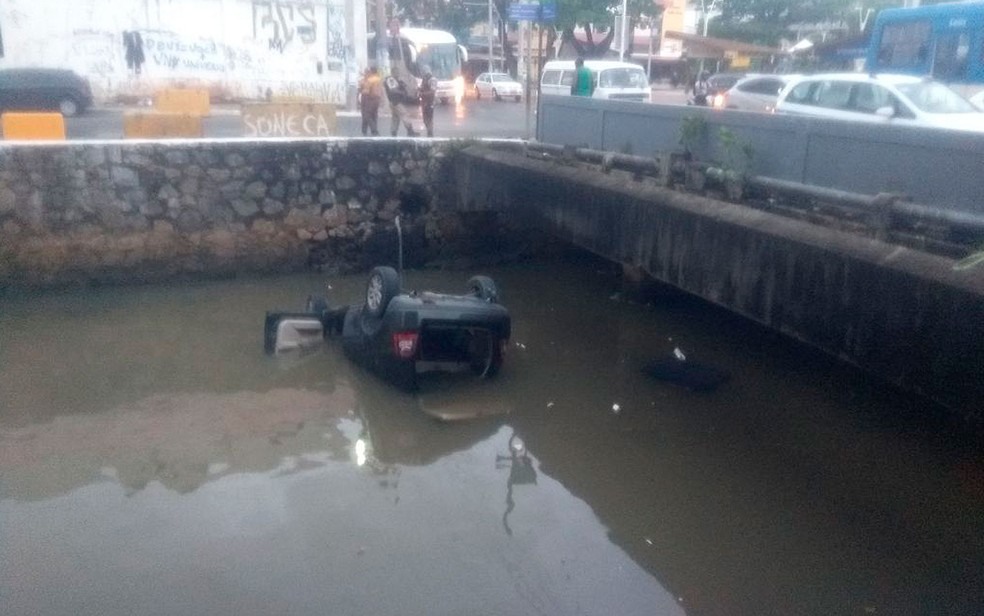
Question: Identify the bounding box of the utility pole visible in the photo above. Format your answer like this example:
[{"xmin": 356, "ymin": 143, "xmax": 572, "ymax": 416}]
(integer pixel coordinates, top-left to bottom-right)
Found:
[
  {"xmin": 620, "ymin": 0, "xmax": 629, "ymax": 61},
  {"xmin": 489, "ymin": 0, "xmax": 495, "ymax": 71},
  {"xmin": 375, "ymin": 0, "xmax": 388, "ymax": 72}
]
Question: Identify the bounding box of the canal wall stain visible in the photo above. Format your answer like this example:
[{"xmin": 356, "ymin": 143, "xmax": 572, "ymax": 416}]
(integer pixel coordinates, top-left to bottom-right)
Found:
[{"xmin": 0, "ymin": 140, "xmax": 518, "ymax": 287}]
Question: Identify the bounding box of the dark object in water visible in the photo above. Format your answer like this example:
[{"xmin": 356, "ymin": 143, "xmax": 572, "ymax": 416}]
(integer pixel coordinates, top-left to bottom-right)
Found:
[{"xmin": 642, "ymin": 356, "xmax": 730, "ymax": 392}]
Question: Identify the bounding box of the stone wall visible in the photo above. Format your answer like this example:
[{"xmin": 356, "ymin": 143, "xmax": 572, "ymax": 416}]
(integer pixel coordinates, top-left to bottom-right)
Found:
[{"xmin": 0, "ymin": 140, "xmax": 480, "ymax": 288}]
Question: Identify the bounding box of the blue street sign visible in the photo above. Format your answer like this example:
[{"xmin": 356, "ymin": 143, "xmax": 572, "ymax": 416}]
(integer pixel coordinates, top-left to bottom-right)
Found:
[{"xmin": 508, "ymin": 2, "xmax": 557, "ymax": 22}]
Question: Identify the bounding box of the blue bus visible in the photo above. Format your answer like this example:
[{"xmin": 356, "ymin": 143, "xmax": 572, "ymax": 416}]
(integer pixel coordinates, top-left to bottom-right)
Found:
[{"xmin": 866, "ymin": 1, "xmax": 984, "ymax": 96}]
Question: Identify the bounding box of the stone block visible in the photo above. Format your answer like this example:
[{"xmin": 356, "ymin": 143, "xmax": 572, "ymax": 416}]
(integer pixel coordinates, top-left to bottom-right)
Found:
[
  {"xmin": 262, "ymin": 198, "xmax": 285, "ymax": 215},
  {"xmin": 111, "ymin": 166, "xmax": 140, "ymax": 188},
  {"xmin": 224, "ymin": 153, "xmax": 246, "ymax": 168},
  {"xmin": 0, "ymin": 187, "xmax": 16, "ymax": 215},
  {"xmin": 389, "ymin": 162, "xmax": 404, "ymax": 175},
  {"xmin": 318, "ymin": 189, "xmax": 335, "ymax": 205},
  {"xmin": 297, "ymin": 228, "xmax": 313, "ymax": 240},
  {"xmin": 313, "ymin": 229, "xmax": 328, "ymax": 241},
  {"xmin": 336, "ymin": 176, "xmax": 357, "ymax": 190},
  {"xmin": 207, "ymin": 168, "xmax": 232, "ymax": 182},
  {"xmin": 157, "ymin": 184, "xmax": 180, "ymax": 201},
  {"xmin": 322, "ymin": 204, "xmax": 348, "ymax": 229},
  {"xmin": 245, "ymin": 181, "xmax": 268, "ymax": 199},
  {"xmin": 230, "ymin": 198, "xmax": 260, "ymax": 218}
]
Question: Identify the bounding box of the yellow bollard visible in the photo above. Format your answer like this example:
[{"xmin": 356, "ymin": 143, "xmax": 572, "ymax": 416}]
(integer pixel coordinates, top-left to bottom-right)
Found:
[
  {"xmin": 1, "ymin": 112, "xmax": 67, "ymax": 140},
  {"xmin": 123, "ymin": 112, "xmax": 204, "ymax": 139},
  {"xmin": 153, "ymin": 89, "xmax": 211, "ymax": 116}
]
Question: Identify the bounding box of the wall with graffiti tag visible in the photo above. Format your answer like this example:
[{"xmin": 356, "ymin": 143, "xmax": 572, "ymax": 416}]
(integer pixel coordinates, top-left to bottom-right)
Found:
[{"xmin": 0, "ymin": 0, "xmax": 367, "ymax": 105}]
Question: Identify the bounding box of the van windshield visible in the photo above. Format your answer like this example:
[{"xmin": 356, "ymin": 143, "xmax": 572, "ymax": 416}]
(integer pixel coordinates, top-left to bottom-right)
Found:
[{"xmin": 599, "ymin": 68, "xmax": 647, "ymax": 89}]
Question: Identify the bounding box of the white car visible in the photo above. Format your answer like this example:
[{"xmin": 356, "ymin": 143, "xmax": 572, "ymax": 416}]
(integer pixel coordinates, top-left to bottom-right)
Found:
[
  {"xmin": 716, "ymin": 74, "xmax": 800, "ymax": 113},
  {"xmin": 775, "ymin": 73, "xmax": 984, "ymax": 132},
  {"xmin": 474, "ymin": 73, "xmax": 522, "ymax": 102},
  {"xmin": 970, "ymin": 90, "xmax": 984, "ymax": 111}
]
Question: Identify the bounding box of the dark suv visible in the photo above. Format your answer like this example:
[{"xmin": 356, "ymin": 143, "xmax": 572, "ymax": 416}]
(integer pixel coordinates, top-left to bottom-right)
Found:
[{"xmin": 0, "ymin": 68, "xmax": 94, "ymax": 117}]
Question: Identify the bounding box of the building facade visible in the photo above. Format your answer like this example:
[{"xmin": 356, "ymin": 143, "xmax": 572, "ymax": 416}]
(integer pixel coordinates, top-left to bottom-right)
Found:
[{"xmin": 0, "ymin": 0, "xmax": 367, "ymax": 104}]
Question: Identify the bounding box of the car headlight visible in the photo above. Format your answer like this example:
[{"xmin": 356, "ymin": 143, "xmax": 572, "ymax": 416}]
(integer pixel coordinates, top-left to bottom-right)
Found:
[{"xmin": 453, "ymin": 76, "xmax": 465, "ymax": 103}]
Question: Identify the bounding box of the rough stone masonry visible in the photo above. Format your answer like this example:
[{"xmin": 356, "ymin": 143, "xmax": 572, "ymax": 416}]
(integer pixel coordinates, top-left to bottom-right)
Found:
[{"xmin": 0, "ymin": 139, "xmax": 487, "ymax": 288}]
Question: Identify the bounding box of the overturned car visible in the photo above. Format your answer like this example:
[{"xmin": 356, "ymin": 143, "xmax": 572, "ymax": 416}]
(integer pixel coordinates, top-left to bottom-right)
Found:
[{"xmin": 264, "ymin": 266, "xmax": 511, "ymax": 391}]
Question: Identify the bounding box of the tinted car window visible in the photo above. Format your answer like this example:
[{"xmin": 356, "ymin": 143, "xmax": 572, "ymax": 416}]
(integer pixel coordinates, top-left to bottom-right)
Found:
[
  {"xmin": 560, "ymin": 71, "xmax": 575, "ymax": 87},
  {"xmin": 738, "ymin": 78, "xmax": 784, "ymax": 95}
]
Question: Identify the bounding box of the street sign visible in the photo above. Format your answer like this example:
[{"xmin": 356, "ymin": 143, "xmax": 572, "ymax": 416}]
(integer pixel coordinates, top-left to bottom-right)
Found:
[{"xmin": 508, "ymin": 2, "xmax": 556, "ymax": 22}]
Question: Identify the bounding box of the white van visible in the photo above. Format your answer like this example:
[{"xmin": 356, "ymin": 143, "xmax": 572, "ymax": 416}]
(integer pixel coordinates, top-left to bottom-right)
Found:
[{"xmin": 540, "ymin": 60, "xmax": 650, "ymax": 102}]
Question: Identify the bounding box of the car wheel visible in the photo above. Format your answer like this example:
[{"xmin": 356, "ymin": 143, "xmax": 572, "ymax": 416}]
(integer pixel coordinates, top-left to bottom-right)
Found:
[
  {"xmin": 493, "ymin": 88, "xmax": 500, "ymax": 101},
  {"xmin": 305, "ymin": 295, "xmax": 329, "ymax": 316},
  {"xmin": 467, "ymin": 329, "xmax": 503, "ymax": 378},
  {"xmin": 475, "ymin": 87, "xmax": 481, "ymax": 100},
  {"xmin": 58, "ymin": 97, "xmax": 80, "ymax": 117},
  {"xmin": 467, "ymin": 275, "xmax": 498, "ymax": 303},
  {"xmin": 365, "ymin": 266, "xmax": 400, "ymax": 318}
]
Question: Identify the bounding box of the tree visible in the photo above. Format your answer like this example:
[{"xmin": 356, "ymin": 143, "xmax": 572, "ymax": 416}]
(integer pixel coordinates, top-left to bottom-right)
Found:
[
  {"xmin": 709, "ymin": 0, "xmax": 902, "ymax": 47},
  {"xmin": 554, "ymin": 0, "xmax": 663, "ymax": 58}
]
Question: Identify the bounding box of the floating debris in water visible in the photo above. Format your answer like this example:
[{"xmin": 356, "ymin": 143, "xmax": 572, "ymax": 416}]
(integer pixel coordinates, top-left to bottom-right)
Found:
[
  {"xmin": 673, "ymin": 347, "xmax": 686, "ymax": 361},
  {"xmin": 514, "ymin": 342, "xmax": 527, "ymax": 349},
  {"xmin": 645, "ymin": 538, "xmax": 653, "ymax": 545},
  {"xmin": 612, "ymin": 403, "xmax": 621, "ymax": 414},
  {"xmin": 547, "ymin": 401, "xmax": 555, "ymax": 408}
]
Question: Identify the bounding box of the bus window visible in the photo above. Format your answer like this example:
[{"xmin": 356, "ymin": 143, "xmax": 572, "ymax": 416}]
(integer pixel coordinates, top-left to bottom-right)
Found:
[
  {"xmin": 933, "ymin": 32, "xmax": 970, "ymax": 80},
  {"xmin": 877, "ymin": 21, "xmax": 932, "ymax": 68}
]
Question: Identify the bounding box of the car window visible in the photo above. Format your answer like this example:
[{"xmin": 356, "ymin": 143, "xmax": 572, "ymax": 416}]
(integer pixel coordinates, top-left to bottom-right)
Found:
[
  {"xmin": 814, "ymin": 80, "xmax": 853, "ymax": 109},
  {"xmin": 492, "ymin": 75, "xmax": 512, "ymax": 83},
  {"xmin": 739, "ymin": 78, "xmax": 784, "ymax": 96},
  {"xmin": 559, "ymin": 71, "xmax": 575, "ymax": 87},
  {"xmin": 598, "ymin": 68, "xmax": 647, "ymax": 89},
  {"xmin": 933, "ymin": 32, "xmax": 970, "ymax": 81},
  {"xmin": 852, "ymin": 83, "xmax": 901, "ymax": 114},
  {"xmin": 785, "ymin": 81, "xmax": 817, "ymax": 104},
  {"xmin": 541, "ymin": 70, "xmax": 561, "ymax": 86},
  {"xmin": 895, "ymin": 81, "xmax": 977, "ymax": 113}
]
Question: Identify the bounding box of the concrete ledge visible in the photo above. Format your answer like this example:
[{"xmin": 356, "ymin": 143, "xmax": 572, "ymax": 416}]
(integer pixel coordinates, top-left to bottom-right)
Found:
[
  {"xmin": 1, "ymin": 113, "xmax": 66, "ymax": 141},
  {"xmin": 457, "ymin": 145, "xmax": 984, "ymax": 420}
]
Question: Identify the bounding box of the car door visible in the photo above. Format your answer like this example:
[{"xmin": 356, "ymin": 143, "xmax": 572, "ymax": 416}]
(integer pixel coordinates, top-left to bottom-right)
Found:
[
  {"xmin": 540, "ymin": 69, "xmax": 563, "ymax": 96},
  {"xmin": 0, "ymin": 71, "xmax": 31, "ymax": 110},
  {"xmin": 475, "ymin": 74, "xmax": 487, "ymax": 97},
  {"xmin": 848, "ymin": 82, "xmax": 920, "ymax": 127}
]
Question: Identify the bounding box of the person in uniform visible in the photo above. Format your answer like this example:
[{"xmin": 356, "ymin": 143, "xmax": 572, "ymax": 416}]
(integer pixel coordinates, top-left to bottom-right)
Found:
[{"xmin": 418, "ymin": 69, "xmax": 438, "ymax": 137}]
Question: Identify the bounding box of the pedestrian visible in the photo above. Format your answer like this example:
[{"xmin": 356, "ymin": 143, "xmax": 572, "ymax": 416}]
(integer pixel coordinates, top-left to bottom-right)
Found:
[
  {"xmin": 358, "ymin": 67, "xmax": 383, "ymax": 136},
  {"xmin": 384, "ymin": 73, "xmax": 417, "ymax": 137},
  {"xmin": 570, "ymin": 56, "xmax": 594, "ymax": 97},
  {"xmin": 419, "ymin": 68, "xmax": 438, "ymax": 137},
  {"xmin": 691, "ymin": 70, "xmax": 710, "ymax": 106}
]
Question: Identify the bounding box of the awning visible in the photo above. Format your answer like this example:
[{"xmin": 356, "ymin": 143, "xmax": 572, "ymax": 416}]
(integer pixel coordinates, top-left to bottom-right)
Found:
[{"xmin": 663, "ymin": 31, "xmax": 780, "ymax": 58}]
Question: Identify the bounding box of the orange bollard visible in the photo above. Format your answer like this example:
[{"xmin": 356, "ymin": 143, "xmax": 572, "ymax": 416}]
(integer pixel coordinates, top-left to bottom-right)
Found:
[{"xmin": 1, "ymin": 112, "xmax": 67, "ymax": 140}]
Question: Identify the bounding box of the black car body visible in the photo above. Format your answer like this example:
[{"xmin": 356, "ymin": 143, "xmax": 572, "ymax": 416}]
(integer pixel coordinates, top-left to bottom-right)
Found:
[
  {"xmin": 265, "ymin": 267, "xmax": 511, "ymax": 392},
  {"xmin": 0, "ymin": 68, "xmax": 94, "ymax": 117}
]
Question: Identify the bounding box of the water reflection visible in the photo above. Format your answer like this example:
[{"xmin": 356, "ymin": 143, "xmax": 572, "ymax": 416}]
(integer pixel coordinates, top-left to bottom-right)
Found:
[{"xmin": 495, "ymin": 432, "xmax": 538, "ymax": 536}]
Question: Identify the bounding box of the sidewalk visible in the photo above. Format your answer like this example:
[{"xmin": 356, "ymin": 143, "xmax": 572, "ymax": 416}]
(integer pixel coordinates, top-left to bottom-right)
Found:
[{"xmin": 95, "ymin": 102, "xmax": 361, "ymax": 118}]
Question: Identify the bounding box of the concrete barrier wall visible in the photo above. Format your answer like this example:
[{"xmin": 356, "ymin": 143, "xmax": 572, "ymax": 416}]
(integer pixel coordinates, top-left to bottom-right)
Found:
[
  {"xmin": 537, "ymin": 95, "xmax": 984, "ymax": 216},
  {"xmin": 0, "ymin": 139, "xmax": 469, "ymax": 288},
  {"xmin": 457, "ymin": 145, "xmax": 984, "ymax": 421}
]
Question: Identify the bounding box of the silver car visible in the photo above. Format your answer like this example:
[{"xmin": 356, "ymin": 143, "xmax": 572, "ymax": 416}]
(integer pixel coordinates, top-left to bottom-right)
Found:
[
  {"xmin": 716, "ymin": 74, "xmax": 799, "ymax": 113},
  {"xmin": 474, "ymin": 72, "xmax": 522, "ymax": 102},
  {"xmin": 775, "ymin": 73, "xmax": 984, "ymax": 132}
]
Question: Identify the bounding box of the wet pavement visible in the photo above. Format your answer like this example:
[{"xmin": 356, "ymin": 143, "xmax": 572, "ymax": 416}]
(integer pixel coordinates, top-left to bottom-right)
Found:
[{"xmin": 2, "ymin": 256, "xmax": 983, "ymax": 615}]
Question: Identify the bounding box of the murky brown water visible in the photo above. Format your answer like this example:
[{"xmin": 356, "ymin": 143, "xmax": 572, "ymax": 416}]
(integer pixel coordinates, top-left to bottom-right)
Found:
[{"xmin": 2, "ymin": 256, "xmax": 983, "ymax": 616}]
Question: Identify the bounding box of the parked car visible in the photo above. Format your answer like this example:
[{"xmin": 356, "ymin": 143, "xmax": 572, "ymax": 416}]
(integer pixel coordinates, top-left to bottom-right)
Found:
[
  {"xmin": 474, "ymin": 72, "xmax": 522, "ymax": 101},
  {"xmin": 0, "ymin": 68, "xmax": 93, "ymax": 117},
  {"xmin": 716, "ymin": 74, "xmax": 800, "ymax": 112},
  {"xmin": 265, "ymin": 266, "xmax": 511, "ymax": 392},
  {"xmin": 540, "ymin": 60, "xmax": 650, "ymax": 102},
  {"xmin": 775, "ymin": 73, "xmax": 984, "ymax": 132}
]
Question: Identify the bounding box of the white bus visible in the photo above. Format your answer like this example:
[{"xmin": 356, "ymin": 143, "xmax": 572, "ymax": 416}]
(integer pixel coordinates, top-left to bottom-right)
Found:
[{"xmin": 368, "ymin": 28, "xmax": 469, "ymax": 104}]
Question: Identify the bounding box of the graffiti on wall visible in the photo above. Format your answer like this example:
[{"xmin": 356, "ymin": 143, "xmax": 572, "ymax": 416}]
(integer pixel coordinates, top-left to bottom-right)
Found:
[
  {"xmin": 70, "ymin": 29, "xmax": 118, "ymax": 79},
  {"xmin": 141, "ymin": 31, "xmax": 258, "ymax": 75},
  {"xmin": 252, "ymin": 1, "xmax": 317, "ymax": 53}
]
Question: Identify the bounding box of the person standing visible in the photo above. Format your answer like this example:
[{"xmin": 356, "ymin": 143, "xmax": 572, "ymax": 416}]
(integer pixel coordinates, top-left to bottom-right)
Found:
[
  {"xmin": 419, "ymin": 69, "xmax": 438, "ymax": 137},
  {"xmin": 691, "ymin": 70, "xmax": 710, "ymax": 106},
  {"xmin": 384, "ymin": 73, "xmax": 417, "ymax": 137},
  {"xmin": 358, "ymin": 67, "xmax": 383, "ymax": 136},
  {"xmin": 570, "ymin": 57, "xmax": 594, "ymax": 97}
]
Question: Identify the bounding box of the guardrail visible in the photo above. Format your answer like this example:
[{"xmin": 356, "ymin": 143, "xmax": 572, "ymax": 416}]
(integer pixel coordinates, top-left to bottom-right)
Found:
[{"xmin": 536, "ymin": 95, "xmax": 984, "ymax": 217}]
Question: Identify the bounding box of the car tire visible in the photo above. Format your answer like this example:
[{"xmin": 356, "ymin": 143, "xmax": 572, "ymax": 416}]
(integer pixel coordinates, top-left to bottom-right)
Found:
[
  {"xmin": 493, "ymin": 88, "xmax": 500, "ymax": 101},
  {"xmin": 365, "ymin": 266, "xmax": 400, "ymax": 318},
  {"xmin": 467, "ymin": 275, "xmax": 498, "ymax": 303},
  {"xmin": 58, "ymin": 97, "xmax": 80, "ymax": 117}
]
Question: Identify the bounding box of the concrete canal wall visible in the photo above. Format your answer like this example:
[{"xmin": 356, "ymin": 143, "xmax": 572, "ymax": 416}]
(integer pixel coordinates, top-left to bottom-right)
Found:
[
  {"xmin": 0, "ymin": 139, "xmax": 504, "ymax": 287},
  {"xmin": 456, "ymin": 145, "xmax": 984, "ymax": 421}
]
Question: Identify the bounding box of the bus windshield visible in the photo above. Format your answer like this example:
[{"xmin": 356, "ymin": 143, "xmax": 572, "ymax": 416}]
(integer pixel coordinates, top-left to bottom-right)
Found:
[
  {"xmin": 415, "ymin": 42, "xmax": 459, "ymax": 80},
  {"xmin": 599, "ymin": 68, "xmax": 648, "ymax": 89}
]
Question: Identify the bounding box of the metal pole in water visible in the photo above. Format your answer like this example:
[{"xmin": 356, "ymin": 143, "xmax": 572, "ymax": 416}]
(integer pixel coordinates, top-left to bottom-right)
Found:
[{"xmin": 395, "ymin": 215, "xmax": 403, "ymax": 286}]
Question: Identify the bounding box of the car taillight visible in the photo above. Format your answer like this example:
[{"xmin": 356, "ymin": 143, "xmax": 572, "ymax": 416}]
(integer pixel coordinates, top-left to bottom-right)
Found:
[{"xmin": 391, "ymin": 331, "xmax": 419, "ymax": 359}]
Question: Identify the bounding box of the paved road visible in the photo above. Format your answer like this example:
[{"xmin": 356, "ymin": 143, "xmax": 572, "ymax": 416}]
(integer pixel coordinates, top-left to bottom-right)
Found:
[
  {"xmin": 64, "ymin": 87, "xmax": 689, "ymax": 140},
  {"xmin": 66, "ymin": 97, "xmax": 534, "ymax": 141}
]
